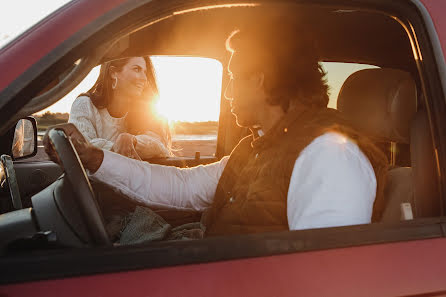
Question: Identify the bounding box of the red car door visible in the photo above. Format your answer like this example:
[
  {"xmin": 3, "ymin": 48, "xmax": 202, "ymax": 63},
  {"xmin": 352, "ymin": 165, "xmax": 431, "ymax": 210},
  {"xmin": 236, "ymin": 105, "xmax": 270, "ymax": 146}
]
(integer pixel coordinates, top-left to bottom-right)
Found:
[{"xmin": 1, "ymin": 0, "xmax": 446, "ymax": 296}]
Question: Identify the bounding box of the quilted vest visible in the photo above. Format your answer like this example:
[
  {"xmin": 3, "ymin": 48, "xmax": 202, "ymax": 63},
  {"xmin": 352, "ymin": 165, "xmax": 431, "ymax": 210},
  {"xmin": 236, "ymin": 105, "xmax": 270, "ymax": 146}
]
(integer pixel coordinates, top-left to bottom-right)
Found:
[{"xmin": 204, "ymin": 107, "xmax": 388, "ymax": 236}]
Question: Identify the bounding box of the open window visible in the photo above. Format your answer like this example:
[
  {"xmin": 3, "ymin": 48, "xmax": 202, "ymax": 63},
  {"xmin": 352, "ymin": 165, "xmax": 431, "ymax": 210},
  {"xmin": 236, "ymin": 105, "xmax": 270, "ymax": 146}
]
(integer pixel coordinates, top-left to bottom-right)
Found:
[{"xmin": 33, "ymin": 56, "xmax": 222, "ymax": 161}]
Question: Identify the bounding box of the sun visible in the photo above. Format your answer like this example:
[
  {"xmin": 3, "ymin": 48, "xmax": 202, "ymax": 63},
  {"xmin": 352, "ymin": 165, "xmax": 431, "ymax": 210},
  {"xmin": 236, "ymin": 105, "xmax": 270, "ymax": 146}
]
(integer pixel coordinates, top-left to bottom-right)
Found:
[{"xmin": 151, "ymin": 56, "xmax": 222, "ymax": 122}]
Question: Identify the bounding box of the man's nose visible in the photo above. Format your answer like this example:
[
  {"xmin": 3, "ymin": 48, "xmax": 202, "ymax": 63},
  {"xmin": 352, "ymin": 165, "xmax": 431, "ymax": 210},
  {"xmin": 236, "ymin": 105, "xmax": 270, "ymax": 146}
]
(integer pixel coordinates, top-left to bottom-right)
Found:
[{"xmin": 224, "ymin": 78, "xmax": 234, "ymax": 101}]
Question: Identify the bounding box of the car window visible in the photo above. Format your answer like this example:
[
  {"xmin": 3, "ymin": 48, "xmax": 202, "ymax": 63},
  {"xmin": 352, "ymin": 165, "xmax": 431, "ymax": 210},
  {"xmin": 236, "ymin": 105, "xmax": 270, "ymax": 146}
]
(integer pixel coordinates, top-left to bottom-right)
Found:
[
  {"xmin": 321, "ymin": 62, "xmax": 379, "ymax": 109},
  {"xmin": 33, "ymin": 60, "xmax": 374, "ymax": 161},
  {"xmin": 152, "ymin": 56, "xmax": 222, "ymax": 157},
  {"xmin": 34, "ymin": 56, "xmax": 222, "ymax": 160}
]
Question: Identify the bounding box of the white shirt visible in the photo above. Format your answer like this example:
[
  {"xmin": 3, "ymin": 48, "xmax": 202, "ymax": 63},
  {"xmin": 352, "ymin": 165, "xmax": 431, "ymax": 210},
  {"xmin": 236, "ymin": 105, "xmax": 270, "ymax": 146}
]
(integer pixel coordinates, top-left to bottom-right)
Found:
[
  {"xmin": 69, "ymin": 96, "xmax": 170, "ymax": 158},
  {"xmin": 69, "ymin": 96, "xmax": 127, "ymax": 150},
  {"xmin": 91, "ymin": 132, "xmax": 376, "ymax": 230}
]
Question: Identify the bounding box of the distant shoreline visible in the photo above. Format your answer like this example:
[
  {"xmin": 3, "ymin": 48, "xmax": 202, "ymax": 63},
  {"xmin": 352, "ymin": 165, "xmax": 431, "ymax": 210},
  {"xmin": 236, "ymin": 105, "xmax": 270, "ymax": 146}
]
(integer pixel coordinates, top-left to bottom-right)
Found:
[
  {"xmin": 34, "ymin": 112, "xmax": 218, "ymax": 135},
  {"xmin": 37, "ymin": 131, "xmax": 217, "ymax": 141}
]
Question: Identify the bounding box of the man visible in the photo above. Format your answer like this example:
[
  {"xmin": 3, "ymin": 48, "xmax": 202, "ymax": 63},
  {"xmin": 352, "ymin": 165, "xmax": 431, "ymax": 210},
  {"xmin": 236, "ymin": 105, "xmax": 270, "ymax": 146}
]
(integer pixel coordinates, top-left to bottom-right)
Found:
[{"xmin": 45, "ymin": 25, "xmax": 387, "ymax": 237}]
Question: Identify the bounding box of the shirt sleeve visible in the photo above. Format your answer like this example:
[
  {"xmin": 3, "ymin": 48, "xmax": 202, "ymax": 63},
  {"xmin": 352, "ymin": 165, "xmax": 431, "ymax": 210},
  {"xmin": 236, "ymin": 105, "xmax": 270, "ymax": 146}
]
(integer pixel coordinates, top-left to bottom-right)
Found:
[
  {"xmin": 68, "ymin": 96, "xmax": 115, "ymax": 150},
  {"xmin": 287, "ymin": 132, "xmax": 377, "ymax": 230},
  {"xmin": 90, "ymin": 150, "xmax": 229, "ymax": 211}
]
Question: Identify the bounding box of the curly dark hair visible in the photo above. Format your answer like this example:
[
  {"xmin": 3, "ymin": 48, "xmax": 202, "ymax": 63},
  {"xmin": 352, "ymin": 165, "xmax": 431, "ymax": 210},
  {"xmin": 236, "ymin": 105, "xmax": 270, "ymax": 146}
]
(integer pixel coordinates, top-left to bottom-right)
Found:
[{"xmin": 225, "ymin": 21, "xmax": 329, "ymax": 112}]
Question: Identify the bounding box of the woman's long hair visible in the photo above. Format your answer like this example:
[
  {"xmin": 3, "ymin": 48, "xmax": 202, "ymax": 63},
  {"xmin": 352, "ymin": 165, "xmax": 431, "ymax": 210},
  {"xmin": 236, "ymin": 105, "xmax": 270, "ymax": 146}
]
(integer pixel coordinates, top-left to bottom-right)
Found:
[{"xmin": 80, "ymin": 56, "xmax": 171, "ymax": 146}]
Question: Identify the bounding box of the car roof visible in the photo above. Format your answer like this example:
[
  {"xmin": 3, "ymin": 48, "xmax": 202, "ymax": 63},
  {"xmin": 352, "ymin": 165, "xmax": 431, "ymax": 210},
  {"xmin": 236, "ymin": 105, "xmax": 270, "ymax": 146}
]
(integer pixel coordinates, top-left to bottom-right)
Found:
[
  {"xmin": 105, "ymin": 6, "xmax": 414, "ymax": 72},
  {"xmin": 0, "ymin": 0, "xmax": 129, "ymax": 92}
]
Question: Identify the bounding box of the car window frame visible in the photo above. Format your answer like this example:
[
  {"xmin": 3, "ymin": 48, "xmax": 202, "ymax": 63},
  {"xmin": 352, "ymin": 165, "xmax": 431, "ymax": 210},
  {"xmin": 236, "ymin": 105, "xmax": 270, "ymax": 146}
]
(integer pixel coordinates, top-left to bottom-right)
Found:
[{"xmin": 1, "ymin": 0, "xmax": 446, "ymax": 285}]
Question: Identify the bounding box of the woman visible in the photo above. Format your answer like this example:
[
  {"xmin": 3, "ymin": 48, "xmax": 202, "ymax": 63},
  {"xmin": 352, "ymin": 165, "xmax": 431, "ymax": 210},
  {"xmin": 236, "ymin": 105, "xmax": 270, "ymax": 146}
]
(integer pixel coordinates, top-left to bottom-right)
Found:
[{"xmin": 69, "ymin": 56, "xmax": 172, "ymax": 160}]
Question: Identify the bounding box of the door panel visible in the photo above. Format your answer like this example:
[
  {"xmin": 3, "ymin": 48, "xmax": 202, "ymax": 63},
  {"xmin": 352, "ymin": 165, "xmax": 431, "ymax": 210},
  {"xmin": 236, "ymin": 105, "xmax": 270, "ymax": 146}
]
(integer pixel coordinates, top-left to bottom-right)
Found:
[{"xmin": 2, "ymin": 237, "xmax": 446, "ymax": 297}]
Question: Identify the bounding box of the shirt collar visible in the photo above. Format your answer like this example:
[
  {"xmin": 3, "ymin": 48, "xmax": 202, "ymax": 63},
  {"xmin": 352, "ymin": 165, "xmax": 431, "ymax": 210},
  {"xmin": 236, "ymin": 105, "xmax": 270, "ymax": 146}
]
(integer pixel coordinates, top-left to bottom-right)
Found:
[{"xmin": 251, "ymin": 106, "xmax": 320, "ymax": 149}]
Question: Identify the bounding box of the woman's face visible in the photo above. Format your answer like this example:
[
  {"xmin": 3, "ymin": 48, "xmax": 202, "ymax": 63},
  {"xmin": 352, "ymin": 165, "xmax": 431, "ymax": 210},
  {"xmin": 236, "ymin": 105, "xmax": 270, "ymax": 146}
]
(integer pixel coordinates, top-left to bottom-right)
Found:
[{"xmin": 112, "ymin": 57, "xmax": 148, "ymax": 99}]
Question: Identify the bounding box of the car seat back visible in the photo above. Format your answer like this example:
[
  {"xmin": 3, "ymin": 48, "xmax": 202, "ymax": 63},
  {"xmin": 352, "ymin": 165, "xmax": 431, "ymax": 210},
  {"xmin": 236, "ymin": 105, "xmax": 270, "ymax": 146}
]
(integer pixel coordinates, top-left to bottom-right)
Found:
[{"xmin": 337, "ymin": 68, "xmax": 419, "ymax": 222}]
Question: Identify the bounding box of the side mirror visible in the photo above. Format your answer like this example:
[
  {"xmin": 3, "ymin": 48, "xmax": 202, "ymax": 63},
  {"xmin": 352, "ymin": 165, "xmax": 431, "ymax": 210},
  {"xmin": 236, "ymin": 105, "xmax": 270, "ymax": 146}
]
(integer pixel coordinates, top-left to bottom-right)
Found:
[{"xmin": 11, "ymin": 117, "xmax": 38, "ymax": 161}]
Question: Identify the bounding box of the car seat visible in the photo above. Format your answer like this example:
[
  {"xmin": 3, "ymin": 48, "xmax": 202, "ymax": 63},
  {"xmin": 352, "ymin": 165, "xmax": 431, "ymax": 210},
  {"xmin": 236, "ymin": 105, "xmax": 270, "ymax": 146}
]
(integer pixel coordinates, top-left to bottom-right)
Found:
[{"xmin": 337, "ymin": 68, "xmax": 440, "ymax": 222}]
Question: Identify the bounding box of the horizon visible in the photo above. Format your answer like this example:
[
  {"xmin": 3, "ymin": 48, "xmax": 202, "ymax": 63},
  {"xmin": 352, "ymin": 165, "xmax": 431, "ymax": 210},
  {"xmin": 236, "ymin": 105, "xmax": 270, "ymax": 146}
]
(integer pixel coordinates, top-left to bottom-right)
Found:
[
  {"xmin": 34, "ymin": 111, "xmax": 219, "ymax": 124},
  {"xmin": 35, "ymin": 56, "xmax": 223, "ymax": 122}
]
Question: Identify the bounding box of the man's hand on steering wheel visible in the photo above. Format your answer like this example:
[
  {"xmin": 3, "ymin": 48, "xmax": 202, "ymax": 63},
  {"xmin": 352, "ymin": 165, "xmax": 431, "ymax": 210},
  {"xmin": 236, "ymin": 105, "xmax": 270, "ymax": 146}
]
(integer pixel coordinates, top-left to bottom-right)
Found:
[
  {"xmin": 43, "ymin": 123, "xmax": 104, "ymax": 173},
  {"xmin": 43, "ymin": 123, "xmax": 110, "ymax": 245}
]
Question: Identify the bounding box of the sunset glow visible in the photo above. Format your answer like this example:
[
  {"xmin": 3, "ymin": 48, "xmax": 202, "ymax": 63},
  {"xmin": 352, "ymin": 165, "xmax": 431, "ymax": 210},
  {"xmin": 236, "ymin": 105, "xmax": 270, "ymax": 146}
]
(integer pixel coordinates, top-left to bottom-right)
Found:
[
  {"xmin": 36, "ymin": 58, "xmax": 374, "ymax": 121},
  {"xmin": 38, "ymin": 56, "xmax": 223, "ymax": 122},
  {"xmin": 152, "ymin": 56, "xmax": 222, "ymax": 122}
]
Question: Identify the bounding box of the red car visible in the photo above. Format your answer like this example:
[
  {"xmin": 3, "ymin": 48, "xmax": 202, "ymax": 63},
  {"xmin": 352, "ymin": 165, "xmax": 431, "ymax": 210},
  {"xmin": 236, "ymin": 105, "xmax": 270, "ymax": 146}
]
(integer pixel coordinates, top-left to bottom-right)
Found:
[{"xmin": 1, "ymin": 0, "xmax": 446, "ymax": 296}]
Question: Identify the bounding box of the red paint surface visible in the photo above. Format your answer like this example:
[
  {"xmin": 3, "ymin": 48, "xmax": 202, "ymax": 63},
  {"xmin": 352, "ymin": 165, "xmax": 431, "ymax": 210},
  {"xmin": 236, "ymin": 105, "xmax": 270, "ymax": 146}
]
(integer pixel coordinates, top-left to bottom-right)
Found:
[
  {"xmin": 2, "ymin": 238, "xmax": 446, "ymax": 297},
  {"xmin": 420, "ymin": 0, "xmax": 446, "ymax": 62},
  {"xmin": 0, "ymin": 0, "xmax": 126, "ymax": 92}
]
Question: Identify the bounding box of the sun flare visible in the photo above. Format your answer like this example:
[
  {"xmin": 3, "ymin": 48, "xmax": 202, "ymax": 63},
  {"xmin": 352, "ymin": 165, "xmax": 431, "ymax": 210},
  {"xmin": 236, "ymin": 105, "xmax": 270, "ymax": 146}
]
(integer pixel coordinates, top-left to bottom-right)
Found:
[
  {"xmin": 152, "ymin": 56, "xmax": 222, "ymax": 122},
  {"xmin": 37, "ymin": 56, "xmax": 223, "ymax": 123}
]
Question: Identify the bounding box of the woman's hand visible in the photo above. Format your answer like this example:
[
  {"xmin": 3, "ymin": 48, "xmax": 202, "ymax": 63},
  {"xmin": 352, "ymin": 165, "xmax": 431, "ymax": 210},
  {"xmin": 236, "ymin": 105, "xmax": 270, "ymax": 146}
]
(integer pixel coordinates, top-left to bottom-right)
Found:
[
  {"xmin": 111, "ymin": 133, "xmax": 141, "ymax": 160},
  {"xmin": 43, "ymin": 123, "xmax": 104, "ymax": 173}
]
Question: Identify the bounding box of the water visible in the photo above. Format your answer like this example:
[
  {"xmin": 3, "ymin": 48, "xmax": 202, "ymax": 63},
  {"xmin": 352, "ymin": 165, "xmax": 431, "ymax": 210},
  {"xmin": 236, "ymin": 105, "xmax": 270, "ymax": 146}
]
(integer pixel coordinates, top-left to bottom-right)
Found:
[{"xmin": 172, "ymin": 134, "xmax": 216, "ymax": 141}]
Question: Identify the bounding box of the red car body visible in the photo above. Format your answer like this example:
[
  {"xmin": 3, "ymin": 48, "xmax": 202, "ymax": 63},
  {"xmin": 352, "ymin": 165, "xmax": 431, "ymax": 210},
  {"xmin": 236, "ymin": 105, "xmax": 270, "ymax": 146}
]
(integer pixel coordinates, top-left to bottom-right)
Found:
[
  {"xmin": 1, "ymin": 0, "xmax": 446, "ymax": 296},
  {"xmin": 3, "ymin": 238, "xmax": 446, "ymax": 296}
]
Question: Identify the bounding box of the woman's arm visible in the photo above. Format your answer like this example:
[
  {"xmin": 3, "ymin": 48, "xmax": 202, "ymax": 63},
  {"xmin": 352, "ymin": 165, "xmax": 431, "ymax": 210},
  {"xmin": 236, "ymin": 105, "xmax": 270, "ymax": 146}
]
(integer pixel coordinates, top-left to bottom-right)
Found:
[
  {"xmin": 69, "ymin": 96, "xmax": 115, "ymax": 150},
  {"xmin": 134, "ymin": 132, "xmax": 172, "ymax": 159},
  {"xmin": 126, "ymin": 107, "xmax": 172, "ymax": 158}
]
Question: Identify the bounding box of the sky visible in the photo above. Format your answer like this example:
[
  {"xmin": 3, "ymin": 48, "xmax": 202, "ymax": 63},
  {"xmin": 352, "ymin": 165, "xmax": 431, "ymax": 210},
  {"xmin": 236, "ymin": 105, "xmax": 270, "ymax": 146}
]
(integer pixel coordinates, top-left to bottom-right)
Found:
[
  {"xmin": 0, "ymin": 0, "xmax": 71, "ymax": 48},
  {"xmin": 1, "ymin": 1, "xmax": 376, "ymax": 122}
]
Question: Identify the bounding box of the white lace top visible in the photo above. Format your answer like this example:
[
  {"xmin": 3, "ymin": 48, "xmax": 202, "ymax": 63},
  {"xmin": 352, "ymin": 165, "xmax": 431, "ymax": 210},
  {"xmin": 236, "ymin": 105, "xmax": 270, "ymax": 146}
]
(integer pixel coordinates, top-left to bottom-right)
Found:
[{"xmin": 68, "ymin": 96, "xmax": 170, "ymax": 159}]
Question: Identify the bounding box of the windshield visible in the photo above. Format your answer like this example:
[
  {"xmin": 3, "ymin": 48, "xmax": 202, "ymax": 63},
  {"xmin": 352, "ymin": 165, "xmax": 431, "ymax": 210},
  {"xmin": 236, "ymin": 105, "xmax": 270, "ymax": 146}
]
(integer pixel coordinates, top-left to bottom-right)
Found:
[{"xmin": 0, "ymin": 0, "xmax": 73, "ymax": 49}]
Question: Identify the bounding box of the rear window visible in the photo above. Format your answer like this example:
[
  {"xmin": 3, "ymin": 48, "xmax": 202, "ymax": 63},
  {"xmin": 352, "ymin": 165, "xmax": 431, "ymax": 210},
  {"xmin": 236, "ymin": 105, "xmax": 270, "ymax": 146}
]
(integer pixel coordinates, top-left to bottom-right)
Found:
[{"xmin": 321, "ymin": 62, "xmax": 379, "ymax": 109}]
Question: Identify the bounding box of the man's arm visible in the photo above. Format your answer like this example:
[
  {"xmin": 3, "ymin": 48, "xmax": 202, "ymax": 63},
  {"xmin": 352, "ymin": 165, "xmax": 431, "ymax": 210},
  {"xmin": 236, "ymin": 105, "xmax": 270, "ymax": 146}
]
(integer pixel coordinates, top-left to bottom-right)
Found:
[
  {"xmin": 287, "ymin": 132, "xmax": 377, "ymax": 230},
  {"xmin": 43, "ymin": 123, "xmax": 228, "ymax": 211},
  {"xmin": 91, "ymin": 150, "xmax": 228, "ymax": 211}
]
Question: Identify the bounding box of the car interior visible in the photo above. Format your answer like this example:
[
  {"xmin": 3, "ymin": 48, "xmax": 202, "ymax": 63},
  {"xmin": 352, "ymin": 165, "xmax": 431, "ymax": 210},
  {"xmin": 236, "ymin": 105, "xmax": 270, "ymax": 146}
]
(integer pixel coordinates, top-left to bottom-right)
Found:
[{"xmin": 0, "ymin": 2, "xmax": 444, "ymax": 256}]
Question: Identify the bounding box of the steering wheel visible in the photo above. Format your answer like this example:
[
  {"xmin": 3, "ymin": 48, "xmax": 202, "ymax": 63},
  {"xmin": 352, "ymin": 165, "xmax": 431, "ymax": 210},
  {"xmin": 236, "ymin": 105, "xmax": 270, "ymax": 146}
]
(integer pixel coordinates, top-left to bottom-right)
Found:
[{"xmin": 48, "ymin": 129, "xmax": 110, "ymax": 246}]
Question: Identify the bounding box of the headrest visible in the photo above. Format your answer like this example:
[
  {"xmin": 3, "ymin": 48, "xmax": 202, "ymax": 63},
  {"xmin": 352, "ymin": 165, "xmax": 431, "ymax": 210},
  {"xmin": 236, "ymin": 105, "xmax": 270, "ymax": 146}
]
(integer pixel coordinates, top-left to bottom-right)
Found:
[{"xmin": 337, "ymin": 68, "xmax": 417, "ymax": 143}]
